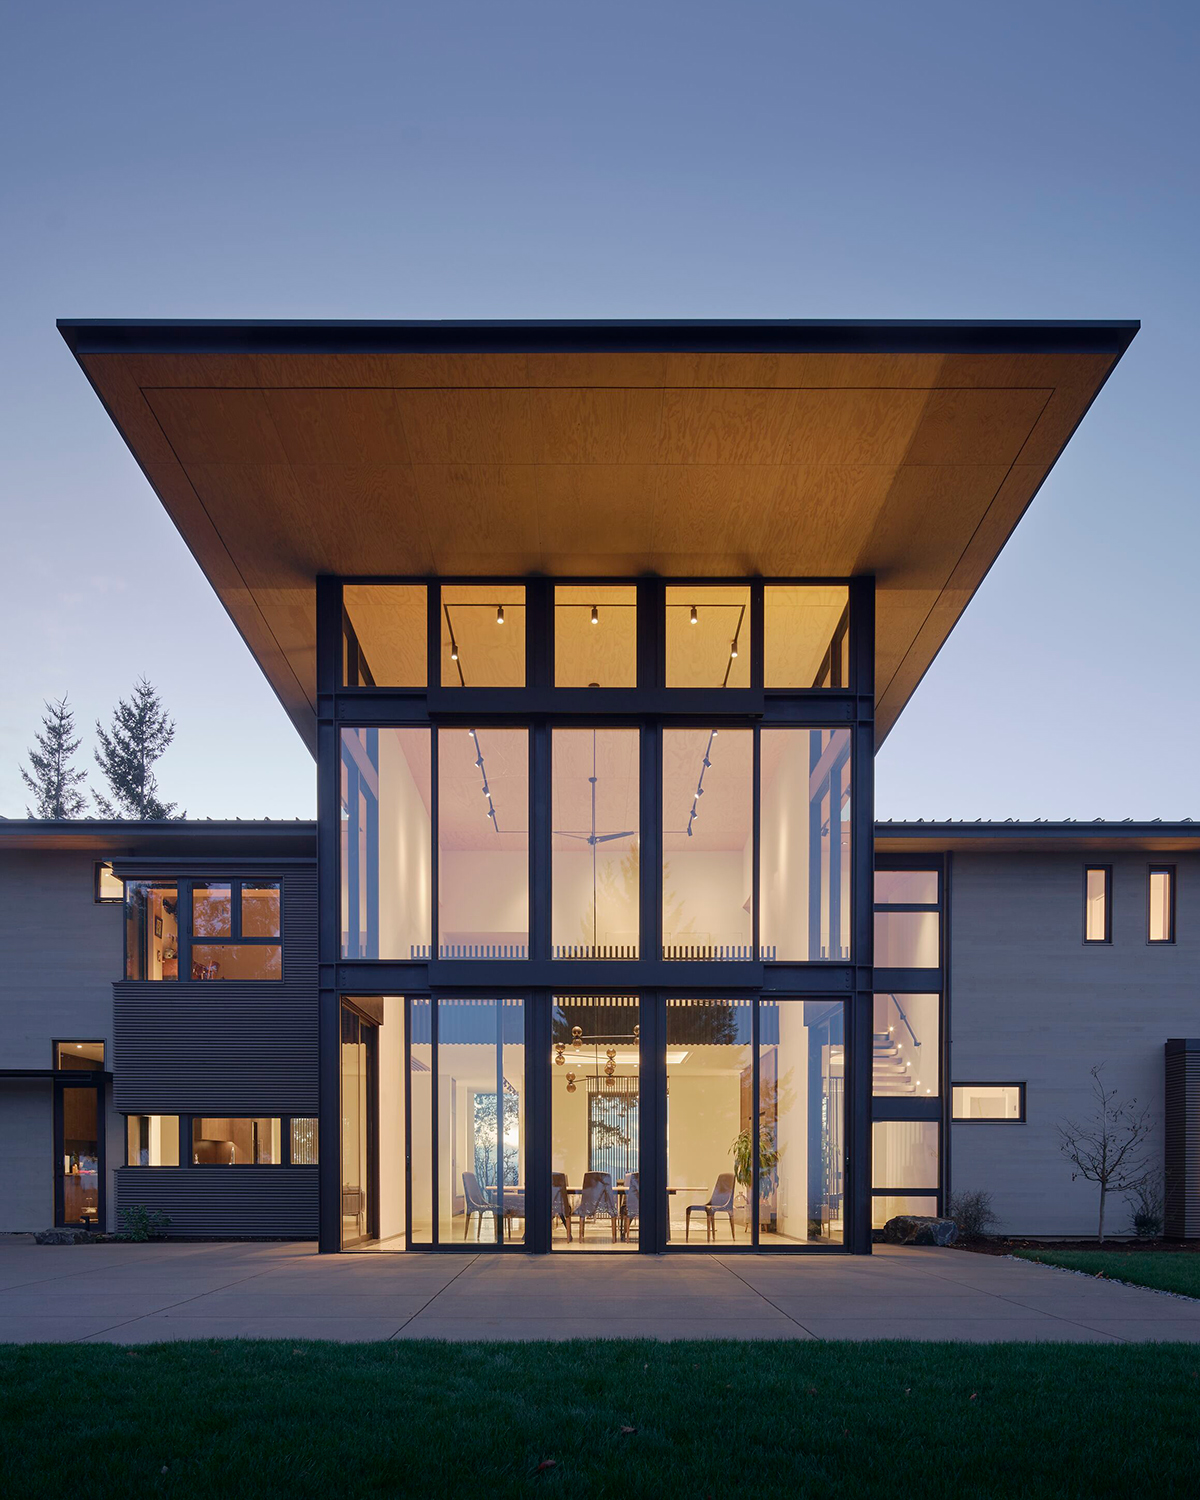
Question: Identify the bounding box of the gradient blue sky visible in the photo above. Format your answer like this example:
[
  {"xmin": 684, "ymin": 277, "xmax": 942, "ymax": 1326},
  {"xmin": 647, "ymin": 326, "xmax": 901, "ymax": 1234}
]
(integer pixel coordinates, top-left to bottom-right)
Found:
[{"xmin": 2, "ymin": 1, "xmax": 1196, "ymax": 822}]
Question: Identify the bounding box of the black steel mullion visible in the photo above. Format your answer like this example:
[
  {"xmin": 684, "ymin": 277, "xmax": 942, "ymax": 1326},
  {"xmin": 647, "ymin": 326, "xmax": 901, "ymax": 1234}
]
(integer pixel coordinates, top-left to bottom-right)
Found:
[
  {"xmin": 403, "ymin": 997, "xmax": 413, "ymax": 1246},
  {"xmin": 532, "ymin": 726, "xmax": 551, "ymax": 962},
  {"xmin": 315, "ymin": 574, "xmax": 342, "ymax": 1253},
  {"xmin": 527, "ymin": 991, "xmax": 550, "ymax": 1253},
  {"xmin": 752, "ymin": 725, "xmax": 762, "ymax": 960},
  {"xmin": 430, "ymin": 728, "xmax": 440, "ymax": 963},
  {"xmin": 430, "ymin": 997, "xmax": 439, "ymax": 1246},
  {"xmin": 751, "ymin": 999, "xmax": 760, "ymax": 1246},
  {"xmin": 495, "ymin": 998, "xmax": 505, "ymax": 1247}
]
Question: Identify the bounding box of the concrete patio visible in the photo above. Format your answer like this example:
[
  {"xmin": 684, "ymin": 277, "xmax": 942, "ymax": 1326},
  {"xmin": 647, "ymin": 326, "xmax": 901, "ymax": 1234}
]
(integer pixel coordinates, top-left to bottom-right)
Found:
[{"xmin": 2, "ymin": 1238, "xmax": 1198, "ymax": 1344}]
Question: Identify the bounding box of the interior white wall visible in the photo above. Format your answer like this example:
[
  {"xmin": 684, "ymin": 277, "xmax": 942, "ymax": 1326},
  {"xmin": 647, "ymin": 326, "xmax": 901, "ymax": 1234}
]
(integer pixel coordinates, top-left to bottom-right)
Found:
[
  {"xmin": 760, "ymin": 734, "xmax": 813, "ymax": 961},
  {"xmin": 552, "ymin": 846, "xmax": 639, "ymax": 951},
  {"xmin": 663, "ymin": 852, "xmax": 751, "ymax": 950},
  {"xmin": 773, "ymin": 1008, "xmax": 810, "ymax": 1239},
  {"xmin": 667, "ymin": 1069, "xmax": 743, "ymax": 1231},
  {"xmin": 377, "ymin": 997, "xmax": 406, "ymax": 1240},
  {"xmin": 378, "ymin": 732, "xmax": 432, "ymax": 960},
  {"xmin": 439, "ymin": 851, "xmax": 529, "ymax": 947}
]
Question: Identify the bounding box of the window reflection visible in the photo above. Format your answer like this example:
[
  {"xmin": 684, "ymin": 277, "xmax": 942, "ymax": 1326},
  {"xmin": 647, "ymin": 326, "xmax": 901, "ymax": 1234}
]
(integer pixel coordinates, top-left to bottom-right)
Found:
[
  {"xmin": 125, "ymin": 882, "xmax": 178, "ymax": 981},
  {"xmin": 872, "ymin": 1121, "xmax": 939, "ymax": 1191},
  {"xmin": 552, "ymin": 729, "xmax": 639, "ymax": 958}
]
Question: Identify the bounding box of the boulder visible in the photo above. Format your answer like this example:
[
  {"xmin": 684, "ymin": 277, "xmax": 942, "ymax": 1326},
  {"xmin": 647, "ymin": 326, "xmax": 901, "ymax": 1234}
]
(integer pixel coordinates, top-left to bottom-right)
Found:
[
  {"xmin": 35, "ymin": 1227, "xmax": 93, "ymax": 1245},
  {"xmin": 882, "ymin": 1215, "xmax": 958, "ymax": 1247}
]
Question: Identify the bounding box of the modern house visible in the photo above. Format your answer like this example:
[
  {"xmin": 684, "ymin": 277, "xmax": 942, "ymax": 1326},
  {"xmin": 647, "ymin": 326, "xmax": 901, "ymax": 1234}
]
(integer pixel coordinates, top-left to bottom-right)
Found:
[{"xmin": 4, "ymin": 315, "xmax": 1167, "ymax": 1254}]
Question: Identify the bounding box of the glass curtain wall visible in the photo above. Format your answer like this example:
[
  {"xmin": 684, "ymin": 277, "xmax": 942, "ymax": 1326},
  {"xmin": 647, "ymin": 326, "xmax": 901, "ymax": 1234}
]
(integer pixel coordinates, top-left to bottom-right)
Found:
[
  {"xmin": 552, "ymin": 729, "xmax": 640, "ymax": 958},
  {"xmin": 551, "ymin": 996, "xmax": 640, "ymax": 1251},
  {"xmin": 407, "ymin": 998, "xmax": 526, "ymax": 1247}
]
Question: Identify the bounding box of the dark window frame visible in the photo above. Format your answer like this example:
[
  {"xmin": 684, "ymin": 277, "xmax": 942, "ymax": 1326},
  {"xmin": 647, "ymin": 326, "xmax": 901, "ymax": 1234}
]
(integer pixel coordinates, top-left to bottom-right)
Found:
[
  {"xmin": 122, "ymin": 876, "xmax": 284, "ymax": 982},
  {"xmin": 1083, "ymin": 865, "xmax": 1112, "ymax": 945},
  {"xmin": 1148, "ymin": 864, "xmax": 1176, "ymax": 945},
  {"xmin": 94, "ymin": 860, "xmax": 122, "ymax": 903},
  {"xmin": 951, "ymin": 1082, "xmax": 1026, "ymax": 1123}
]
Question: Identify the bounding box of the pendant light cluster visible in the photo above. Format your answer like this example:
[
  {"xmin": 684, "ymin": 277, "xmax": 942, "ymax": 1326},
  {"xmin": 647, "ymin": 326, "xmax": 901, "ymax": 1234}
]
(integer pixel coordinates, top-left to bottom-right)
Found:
[
  {"xmin": 686, "ymin": 729, "xmax": 718, "ymax": 839},
  {"xmin": 469, "ymin": 728, "xmax": 500, "ymax": 833}
]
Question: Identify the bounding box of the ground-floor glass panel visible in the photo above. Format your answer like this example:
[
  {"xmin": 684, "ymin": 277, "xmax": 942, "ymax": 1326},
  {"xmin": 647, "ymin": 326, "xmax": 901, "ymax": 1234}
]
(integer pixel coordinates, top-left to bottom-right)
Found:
[
  {"xmin": 872, "ymin": 1121, "xmax": 939, "ymax": 1193},
  {"xmin": 341, "ymin": 1009, "xmax": 376, "ymax": 1245},
  {"xmin": 434, "ymin": 998, "xmax": 525, "ymax": 1245},
  {"xmin": 666, "ymin": 999, "xmax": 752, "ymax": 1245},
  {"xmin": 759, "ymin": 1000, "xmax": 845, "ymax": 1245},
  {"xmin": 410, "ymin": 998, "xmax": 434, "ymax": 1245},
  {"xmin": 872, "ymin": 994, "xmax": 939, "ymax": 1097},
  {"xmin": 551, "ymin": 995, "xmax": 640, "ymax": 1250},
  {"xmin": 58, "ymin": 1084, "xmax": 100, "ymax": 1226}
]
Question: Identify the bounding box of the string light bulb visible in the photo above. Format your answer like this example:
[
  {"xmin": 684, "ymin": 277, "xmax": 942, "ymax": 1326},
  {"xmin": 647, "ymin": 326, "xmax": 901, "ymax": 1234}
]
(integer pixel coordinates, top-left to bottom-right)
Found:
[
  {"xmin": 690, "ymin": 604, "xmax": 698, "ymax": 625},
  {"xmin": 591, "ymin": 604, "xmax": 599, "ymax": 625},
  {"xmin": 496, "ymin": 604, "xmax": 505, "ymax": 625}
]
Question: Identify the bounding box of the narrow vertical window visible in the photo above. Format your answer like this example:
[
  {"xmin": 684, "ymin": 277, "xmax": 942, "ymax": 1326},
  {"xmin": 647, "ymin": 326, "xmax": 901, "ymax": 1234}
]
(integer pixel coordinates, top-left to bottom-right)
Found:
[
  {"xmin": 1084, "ymin": 866, "xmax": 1111, "ymax": 944},
  {"xmin": 1149, "ymin": 866, "xmax": 1175, "ymax": 944}
]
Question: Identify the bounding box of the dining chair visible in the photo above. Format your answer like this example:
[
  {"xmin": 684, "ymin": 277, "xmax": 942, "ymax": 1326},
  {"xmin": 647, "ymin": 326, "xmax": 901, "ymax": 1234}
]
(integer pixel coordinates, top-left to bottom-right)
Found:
[
  {"xmin": 621, "ymin": 1172, "xmax": 640, "ymax": 1242},
  {"xmin": 462, "ymin": 1171, "xmax": 500, "ymax": 1241},
  {"xmin": 551, "ymin": 1172, "xmax": 572, "ymax": 1242},
  {"xmin": 575, "ymin": 1171, "xmax": 619, "ymax": 1242},
  {"xmin": 685, "ymin": 1173, "xmax": 737, "ymax": 1242}
]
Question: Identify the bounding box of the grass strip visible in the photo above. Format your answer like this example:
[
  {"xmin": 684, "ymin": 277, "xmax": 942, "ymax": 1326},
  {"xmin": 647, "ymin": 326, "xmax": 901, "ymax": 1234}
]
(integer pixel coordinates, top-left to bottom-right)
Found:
[
  {"xmin": 1013, "ymin": 1248, "xmax": 1200, "ymax": 1299},
  {"xmin": 3, "ymin": 1339, "xmax": 1200, "ymax": 1498}
]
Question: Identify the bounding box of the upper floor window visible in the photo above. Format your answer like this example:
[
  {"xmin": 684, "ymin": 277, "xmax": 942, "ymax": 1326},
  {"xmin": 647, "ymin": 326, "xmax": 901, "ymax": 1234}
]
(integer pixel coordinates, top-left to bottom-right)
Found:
[
  {"xmin": 1084, "ymin": 866, "xmax": 1111, "ymax": 944},
  {"xmin": 554, "ymin": 585, "xmax": 637, "ymax": 687},
  {"xmin": 191, "ymin": 881, "xmax": 281, "ymax": 980},
  {"xmin": 342, "ymin": 585, "xmax": 427, "ymax": 687},
  {"xmin": 1149, "ymin": 866, "xmax": 1175, "ymax": 943},
  {"xmin": 440, "ymin": 585, "xmax": 526, "ymax": 686},
  {"xmin": 124, "ymin": 878, "xmax": 282, "ymax": 981},
  {"xmin": 94, "ymin": 861, "xmax": 123, "ymax": 903},
  {"xmin": 339, "ymin": 580, "xmax": 856, "ymax": 693},
  {"xmin": 665, "ymin": 586, "xmax": 751, "ymax": 688},
  {"xmin": 764, "ymin": 586, "xmax": 850, "ymax": 687},
  {"xmin": 874, "ymin": 868, "xmax": 940, "ymax": 968}
]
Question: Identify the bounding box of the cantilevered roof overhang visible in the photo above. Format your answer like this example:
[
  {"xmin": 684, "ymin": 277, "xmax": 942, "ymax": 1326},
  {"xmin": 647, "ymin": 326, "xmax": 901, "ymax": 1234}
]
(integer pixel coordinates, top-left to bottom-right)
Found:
[{"xmin": 58, "ymin": 318, "xmax": 1137, "ymax": 752}]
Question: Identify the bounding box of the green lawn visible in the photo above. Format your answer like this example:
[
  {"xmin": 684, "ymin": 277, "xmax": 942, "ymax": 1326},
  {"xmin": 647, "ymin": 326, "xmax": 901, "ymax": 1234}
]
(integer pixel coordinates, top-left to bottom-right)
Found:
[
  {"xmin": 1014, "ymin": 1248, "xmax": 1200, "ymax": 1298},
  {"xmin": 3, "ymin": 1340, "xmax": 1200, "ymax": 1498}
]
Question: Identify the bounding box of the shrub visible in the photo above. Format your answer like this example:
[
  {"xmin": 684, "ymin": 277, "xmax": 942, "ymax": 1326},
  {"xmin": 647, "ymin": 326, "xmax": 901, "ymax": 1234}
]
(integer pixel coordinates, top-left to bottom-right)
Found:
[
  {"xmin": 948, "ymin": 1189, "xmax": 1000, "ymax": 1241},
  {"xmin": 117, "ymin": 1204, "xmax": 171, "ymax": 1242},
  {"xmin": 1126, "ymin": 1178, "xmax": 1163, "ymax": 1239}
]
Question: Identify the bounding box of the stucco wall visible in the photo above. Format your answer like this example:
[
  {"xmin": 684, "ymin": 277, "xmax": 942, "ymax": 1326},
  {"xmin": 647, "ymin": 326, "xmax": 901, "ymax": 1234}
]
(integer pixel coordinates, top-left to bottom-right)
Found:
[{"xmin": 947, "ymin": 850, "xmax": 1200, "ymax": 1237}]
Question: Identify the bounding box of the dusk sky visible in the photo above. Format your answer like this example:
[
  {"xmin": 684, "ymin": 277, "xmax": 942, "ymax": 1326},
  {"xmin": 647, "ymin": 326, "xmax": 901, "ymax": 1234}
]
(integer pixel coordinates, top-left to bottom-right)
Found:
[{"xmin": 2, "ymin": 2, "xmax": 1196, "ymax": 823}]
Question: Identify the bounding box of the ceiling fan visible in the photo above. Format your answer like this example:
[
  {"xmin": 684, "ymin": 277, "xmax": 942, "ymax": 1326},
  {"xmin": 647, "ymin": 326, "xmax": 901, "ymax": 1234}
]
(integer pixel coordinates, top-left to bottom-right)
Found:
[{"xmin": 553, "ymin": 731, "xmax": 635, "ymax": 953}]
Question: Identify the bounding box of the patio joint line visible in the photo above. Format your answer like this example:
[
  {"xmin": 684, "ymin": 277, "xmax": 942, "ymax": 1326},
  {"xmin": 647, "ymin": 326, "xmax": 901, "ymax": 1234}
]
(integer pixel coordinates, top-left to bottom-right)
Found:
[
  {"xmin": 387, "ymin": 1255, "xmax": 481, "ymax": 1338},
  {"xmin": 72, "ymin": 1264, "xmax": 289, "ymax": 1344},
  {"xmin": 713, "ymin": 1257, "xmax": 819, "ymax": 1339}
]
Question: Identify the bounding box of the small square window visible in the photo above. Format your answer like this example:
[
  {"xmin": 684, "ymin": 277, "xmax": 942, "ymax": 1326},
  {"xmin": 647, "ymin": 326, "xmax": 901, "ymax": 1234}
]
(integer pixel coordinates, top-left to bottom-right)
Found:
[
  {"xmin": 343, "ymin": 584, "xmax": 427, "ymax": 687},
  {"xmin": 764, "ymin": 585, "xmax": 849, "ymax": 687},
  {"xmin": 94, "ymin": 862, "xmax": 123, "ymax": 903},
  {"xmin": 440, "ymin": 586, "xmax": 526, "ymax": 687},
  {"xmin": 665, "ymin": 586, "xmax": 750, "ymax": 688}
]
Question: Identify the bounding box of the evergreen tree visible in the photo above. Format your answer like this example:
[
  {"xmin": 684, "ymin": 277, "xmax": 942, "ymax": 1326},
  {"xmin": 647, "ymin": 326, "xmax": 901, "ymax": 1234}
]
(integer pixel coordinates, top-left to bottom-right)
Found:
[
  {"xmin": 94, "ymin": 677, "xmax": 178, "ymax": 819},
  {"xmin": 20, "ymin": 696, "xmax": 89, "ymax": 819}
]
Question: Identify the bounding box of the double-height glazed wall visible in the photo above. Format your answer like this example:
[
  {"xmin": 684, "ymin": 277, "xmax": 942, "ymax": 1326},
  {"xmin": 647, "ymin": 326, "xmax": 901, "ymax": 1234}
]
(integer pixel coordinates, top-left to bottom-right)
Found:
[{"xmin": 319, "ymin": 576, "xmax": 877, "ymax": 1253}]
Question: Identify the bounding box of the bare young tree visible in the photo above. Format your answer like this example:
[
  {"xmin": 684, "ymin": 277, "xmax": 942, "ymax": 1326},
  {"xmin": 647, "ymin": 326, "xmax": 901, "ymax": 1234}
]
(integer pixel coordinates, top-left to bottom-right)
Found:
[{"xmin": 1057, "ymin": 1064, "xmax": 1155, "ymax": 1242}]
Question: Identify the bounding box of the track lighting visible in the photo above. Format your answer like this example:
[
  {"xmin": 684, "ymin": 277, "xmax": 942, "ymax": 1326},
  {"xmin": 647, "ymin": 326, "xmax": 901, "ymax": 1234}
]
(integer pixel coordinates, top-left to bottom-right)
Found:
[
  {"xmin": 450, "ymin": 639, "xmax": 459, "ymax": 661},
  {"xmin": 730, "ymin": 638, "xmax": 739, "ymax": 659},
  {"xmin": 591, "ymin": 604, "xmax": 599, "ymax": 625},
  {"xmin": 690, "ymin": 604, "xmax": 698, "ymax": 625},
  {"xmin": 496, "ymin": 604, "xmax": 505, "ymax": 625}
]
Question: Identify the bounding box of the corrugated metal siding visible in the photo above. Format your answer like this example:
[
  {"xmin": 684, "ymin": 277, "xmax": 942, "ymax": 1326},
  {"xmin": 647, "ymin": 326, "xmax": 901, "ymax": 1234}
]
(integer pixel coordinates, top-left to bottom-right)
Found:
[
  {"xmin": 114, "ymin": 1167, "xmax": 318, "ymax": 1237},
  {"xmin": 1164, "ymin": 1043, "xmax": 1200, "ymax": 1239},
  {"xmin": 113, "ymin": 867, "xmax": 318, "ymax": 1114}
]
